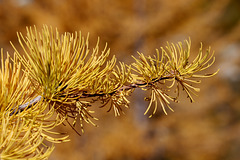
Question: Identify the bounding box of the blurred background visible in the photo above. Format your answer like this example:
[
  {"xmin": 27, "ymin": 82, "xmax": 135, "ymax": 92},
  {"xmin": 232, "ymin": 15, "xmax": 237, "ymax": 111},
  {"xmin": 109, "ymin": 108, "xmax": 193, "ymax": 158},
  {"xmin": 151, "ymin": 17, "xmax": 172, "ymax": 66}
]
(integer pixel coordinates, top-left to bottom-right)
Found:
[{"xmin": 0, "ymin": 0, "xmax": 240, "ymax": 159}]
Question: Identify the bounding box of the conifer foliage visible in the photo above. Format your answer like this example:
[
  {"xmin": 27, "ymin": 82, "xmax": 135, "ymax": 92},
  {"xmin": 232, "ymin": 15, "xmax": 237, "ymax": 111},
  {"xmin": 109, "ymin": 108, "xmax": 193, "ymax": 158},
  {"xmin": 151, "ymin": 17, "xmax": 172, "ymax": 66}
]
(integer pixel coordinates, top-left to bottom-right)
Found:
[{"xmin": 0, "ymin": 25, "xmax": 218, "ymax": 159}]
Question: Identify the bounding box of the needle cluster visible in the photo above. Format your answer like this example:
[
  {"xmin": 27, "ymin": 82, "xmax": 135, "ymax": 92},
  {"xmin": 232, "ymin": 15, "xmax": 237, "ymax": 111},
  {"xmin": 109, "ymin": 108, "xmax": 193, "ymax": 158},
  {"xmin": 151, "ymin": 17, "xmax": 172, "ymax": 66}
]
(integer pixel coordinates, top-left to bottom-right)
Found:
[{"xmin": 0, "ymin": 25, "xmax": 218, "ymax": 159}]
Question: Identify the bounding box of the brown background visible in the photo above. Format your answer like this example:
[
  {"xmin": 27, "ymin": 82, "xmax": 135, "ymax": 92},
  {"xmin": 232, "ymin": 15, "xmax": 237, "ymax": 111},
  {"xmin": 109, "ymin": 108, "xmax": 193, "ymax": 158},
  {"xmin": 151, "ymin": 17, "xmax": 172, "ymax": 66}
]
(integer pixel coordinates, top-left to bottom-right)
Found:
[{"xmin": 1, "ymin": 0, "xmax": 240, "ymax": 160}]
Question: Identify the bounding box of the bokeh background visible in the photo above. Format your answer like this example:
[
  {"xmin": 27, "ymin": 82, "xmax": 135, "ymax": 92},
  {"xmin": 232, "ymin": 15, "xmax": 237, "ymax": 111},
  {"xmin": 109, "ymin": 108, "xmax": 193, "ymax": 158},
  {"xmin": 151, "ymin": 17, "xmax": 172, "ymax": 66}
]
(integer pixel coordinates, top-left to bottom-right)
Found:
[{"xmin": 1, "ymin": 0, "xmax": 240, "ymax": 160}]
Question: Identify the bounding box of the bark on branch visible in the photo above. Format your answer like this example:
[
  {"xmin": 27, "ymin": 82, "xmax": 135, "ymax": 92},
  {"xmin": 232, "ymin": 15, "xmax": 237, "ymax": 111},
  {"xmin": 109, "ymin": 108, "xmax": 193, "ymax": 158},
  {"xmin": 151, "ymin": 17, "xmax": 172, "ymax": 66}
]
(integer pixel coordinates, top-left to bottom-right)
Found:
[{"xmin": 11, "ymin": 76, "xmax": 173, "ymax": 115}]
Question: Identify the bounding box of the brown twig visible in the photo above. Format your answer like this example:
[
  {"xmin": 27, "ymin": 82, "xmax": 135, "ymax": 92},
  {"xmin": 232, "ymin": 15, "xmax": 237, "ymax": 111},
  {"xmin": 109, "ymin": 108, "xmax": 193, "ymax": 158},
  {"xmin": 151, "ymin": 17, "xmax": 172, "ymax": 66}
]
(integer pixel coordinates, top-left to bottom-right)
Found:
[{"xmin": 11, "ymin": 76, "xmax": 174, "ymax": 115}]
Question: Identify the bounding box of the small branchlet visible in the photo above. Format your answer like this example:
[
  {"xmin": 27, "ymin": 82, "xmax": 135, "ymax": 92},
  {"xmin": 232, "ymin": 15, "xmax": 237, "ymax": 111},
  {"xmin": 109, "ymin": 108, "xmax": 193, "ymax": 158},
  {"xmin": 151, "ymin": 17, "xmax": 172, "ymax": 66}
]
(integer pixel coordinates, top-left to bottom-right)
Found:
[{"xmin": 0, "ymin": 25, "xmax": 218, "ymax": 159}]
